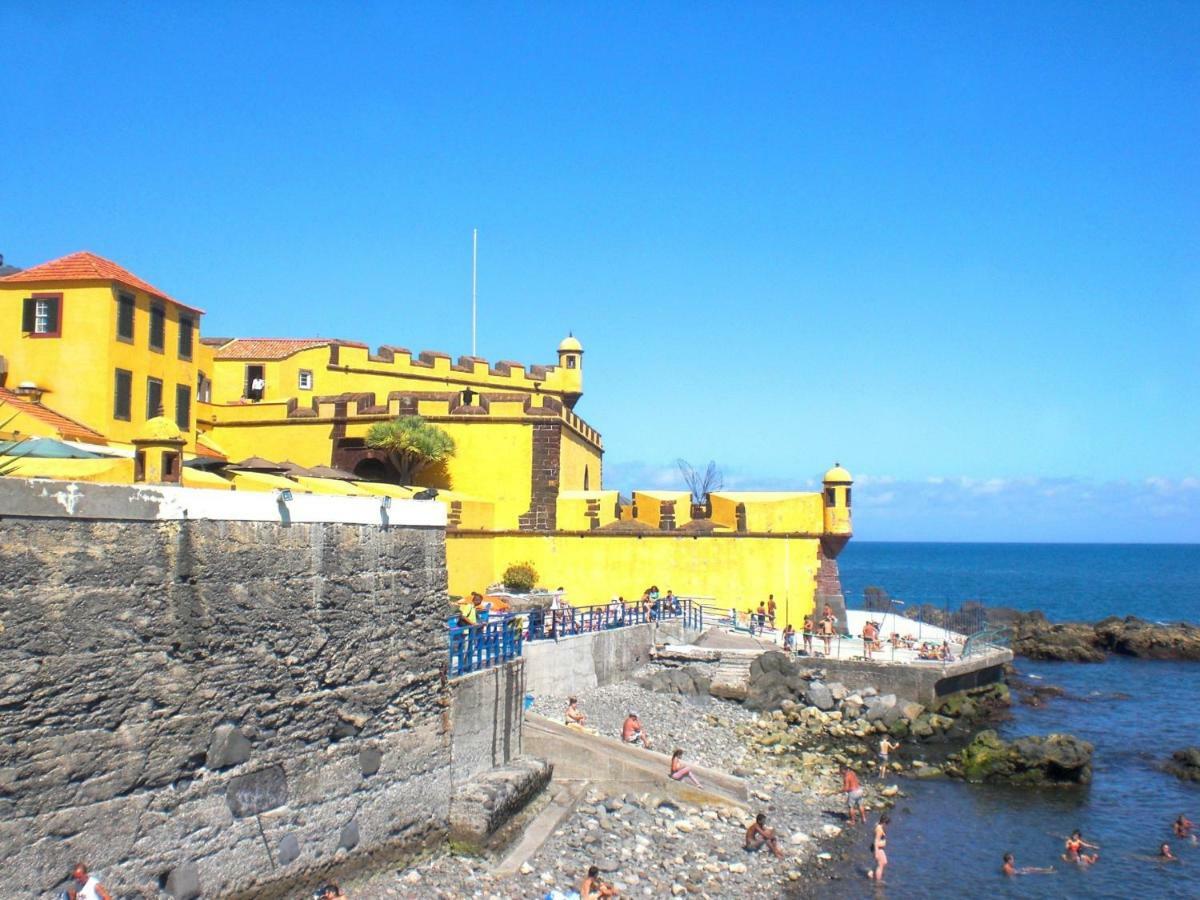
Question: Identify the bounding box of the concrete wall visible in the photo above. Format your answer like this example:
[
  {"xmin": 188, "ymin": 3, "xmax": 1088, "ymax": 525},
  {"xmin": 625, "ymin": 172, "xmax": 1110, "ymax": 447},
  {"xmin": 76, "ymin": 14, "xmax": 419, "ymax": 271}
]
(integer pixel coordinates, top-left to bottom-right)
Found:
[
  {"xmin": 0, "ymin": 478, "xmax": 450, "ymax": 898},
  {"xmin": 522, "ymin": 623, "xmax": 658, "ymax": 698},
  {"xmin": 817, "ymin": 650, "xmax": 1012, "ymax": 706},
  {"xmin": 449, "ymin": 660, "xmax": 526, "ymax": 787}
]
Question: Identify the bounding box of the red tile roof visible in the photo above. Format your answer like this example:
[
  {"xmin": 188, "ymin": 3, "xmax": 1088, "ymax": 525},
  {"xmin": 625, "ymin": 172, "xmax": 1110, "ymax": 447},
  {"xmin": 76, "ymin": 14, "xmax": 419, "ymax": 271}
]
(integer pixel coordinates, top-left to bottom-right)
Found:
[
  {"xmin": 211, "ymin": 338, "xmax": 367, "ymax": 360},
  {"xmin": 0, "ymin": 387, "xmax": 108, "ymax": 444},
  {"xmin": 0, "ymin": 251, "xmax": 204, "ymax": 315}
]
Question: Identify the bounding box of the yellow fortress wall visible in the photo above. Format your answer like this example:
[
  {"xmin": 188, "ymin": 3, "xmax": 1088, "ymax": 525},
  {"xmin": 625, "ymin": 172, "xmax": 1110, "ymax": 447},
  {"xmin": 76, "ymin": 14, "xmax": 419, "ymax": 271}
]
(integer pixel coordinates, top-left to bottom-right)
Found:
[
  {"xmin": 3, "ymin": 250, "xmax": 854, "ymax": 627},
  {"xmin": 446, "ymin": 531, "xmax": 824, "ymax": 629}
]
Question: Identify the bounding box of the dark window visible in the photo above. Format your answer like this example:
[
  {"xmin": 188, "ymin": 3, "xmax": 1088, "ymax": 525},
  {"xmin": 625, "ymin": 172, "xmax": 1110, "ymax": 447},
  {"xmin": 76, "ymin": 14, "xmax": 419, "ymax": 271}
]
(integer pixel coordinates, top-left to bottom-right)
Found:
[
  {"xmin": 845, "ymin": 488, "xmax": 852, "ymax": 508},
  {"xmin": 178, "ymin": 316, "xmax": 194, "ymax": 359},
  {"xmin": 566, "ymin": 356, "xmax": 577, "ymax": 369},
  {"xmin": 197, "ymin": 372, "xmax": 212, "ymax": 403},
  {"xmin": 584, "ymin": 465, "xmax": 590, "ymax": 491},
  {"xmin": 117, "ymin": 294, "xmax": 135, "ymax": 342},
  {"xmin": 175, "ymin": 384, "xmax": 191, "ymax": 431},
  {"xmin": 22, "ymin": 294, "xmax": 62, "ymax": 337},
  {"xmin": 114, "ymin": 369, "xmax": 133, "ymax": 421},
  {"xmin": 146, "ymin": 377, "xmax": 164, "ymax": 419},
  {"xmin": 149, "ymin": 303, "xmax": 165, "ymax": 351},
  {"xmin": 825, "ymin": 487, "xmax": 836, "ymax": 506}
]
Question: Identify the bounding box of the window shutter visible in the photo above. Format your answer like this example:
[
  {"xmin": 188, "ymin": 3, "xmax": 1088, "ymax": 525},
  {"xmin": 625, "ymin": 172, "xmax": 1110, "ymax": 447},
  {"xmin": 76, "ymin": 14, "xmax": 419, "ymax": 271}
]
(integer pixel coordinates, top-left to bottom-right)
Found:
[
  {"xmin": 45, "ymin": 297, "xmax": 60, "ymax": 334},
  {"xmin": 22, "ymin": 298, "xmax": 35, "ymax": 332}
]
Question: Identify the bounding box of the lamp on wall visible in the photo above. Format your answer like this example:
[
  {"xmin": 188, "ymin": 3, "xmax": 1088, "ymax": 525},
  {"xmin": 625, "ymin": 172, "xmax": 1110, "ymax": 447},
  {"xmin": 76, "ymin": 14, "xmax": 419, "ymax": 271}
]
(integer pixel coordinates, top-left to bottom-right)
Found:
[
  {"xmin": 275, "ymin": 488, "xmax": 293, "ymax": 503},
  {"xmin": 380, "ymin": 496, "xmax": 392, "ymax": 510}
]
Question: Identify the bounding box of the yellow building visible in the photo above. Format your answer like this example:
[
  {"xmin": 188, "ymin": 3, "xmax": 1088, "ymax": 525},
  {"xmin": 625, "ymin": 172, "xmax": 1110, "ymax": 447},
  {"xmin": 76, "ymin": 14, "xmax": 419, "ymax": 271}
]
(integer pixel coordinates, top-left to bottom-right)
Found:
[
  {"xmin": 1, "ymin": 250, "xmax": 853, "ymax": 628},
  {"xmin": 0, "ymin": 252, "xmax": 210, "ymax": 450}
]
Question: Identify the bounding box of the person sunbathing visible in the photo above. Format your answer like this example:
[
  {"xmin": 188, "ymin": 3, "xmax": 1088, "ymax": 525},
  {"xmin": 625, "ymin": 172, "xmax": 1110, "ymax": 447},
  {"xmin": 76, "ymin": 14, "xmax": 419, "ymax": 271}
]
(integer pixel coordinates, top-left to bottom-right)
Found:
[{"xmin": 670, "ymin": 748, "xmax": 702, "ymax": 787}]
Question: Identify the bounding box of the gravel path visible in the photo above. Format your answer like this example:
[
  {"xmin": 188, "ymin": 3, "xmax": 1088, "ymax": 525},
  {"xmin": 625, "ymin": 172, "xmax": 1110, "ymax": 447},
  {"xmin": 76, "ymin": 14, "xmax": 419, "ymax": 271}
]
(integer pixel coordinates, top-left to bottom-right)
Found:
[{"xmin": 530, "ymin": 670, "xmax": 755, "ymax": 770}]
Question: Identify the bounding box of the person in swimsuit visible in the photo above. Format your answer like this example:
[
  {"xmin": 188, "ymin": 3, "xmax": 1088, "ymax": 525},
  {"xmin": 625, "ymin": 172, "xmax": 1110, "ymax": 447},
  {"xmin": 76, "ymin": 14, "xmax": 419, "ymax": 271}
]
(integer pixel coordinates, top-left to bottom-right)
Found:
[
  {"xmin": 782, "ymin": 623, "xmax": 796, "ymax": 653},
  {"xmin": 867, "ymin": 814, "xmax": 890, "ymax": 883},
  {"xmin": 878, "ymin": 737, "xmax": 900, "ymax": 778},
  {"xmin": 581, "ymin": 864, "xmax": 619, "ymax": 898},
  {"xmin": 841, "ymin": 764, "xmax": 866, "ymax": 825},
  {"xmin": 820, "ymin": 614, "xmax": 835, "ymax": 656},
  {"xmin": 744, "ymin": 812, "xmax": 785, "ymax": 858},
  {"xmin": 669, "ymin": 748, "xmax": 701, "ymax": 787},
  {"xmin": 1173, "ymin": 813, "xmax": 1194, "ymax": 839},
  {"xmin": 565, "ymin": 696, "xmax": 587, "ymax": 728},
  {"xmin": 1002, "ymin": 853, "xmax": 1055, "ymax": 876},
  {"xmin": 1159, "ymin": 843, "xmax": 1177, "ymax": 861},
  {"xmin": 1062, "ymin": 829, "xmax": 1099, "ymax": 865},
  {"xmin": 802, "ymin": 615, "xmax": 814, "ymax": 654},
  {"xmin": 862, "ymin": 620, "xmax": 877, "ymax": 659}
]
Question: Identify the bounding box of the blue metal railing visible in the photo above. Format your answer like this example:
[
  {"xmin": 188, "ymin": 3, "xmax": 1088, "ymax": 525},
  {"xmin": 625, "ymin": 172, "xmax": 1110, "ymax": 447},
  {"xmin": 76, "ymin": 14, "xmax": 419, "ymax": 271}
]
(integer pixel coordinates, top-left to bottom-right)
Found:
[
  {"xmin": 449, "ymin": 618, "xmax": 524, "ymax": 677},
  {"xmin": 447, "ymin": 597, "xmax": 710, "ymax": 677},
  {"xmin": 524, "ymin": 597, "xmax": 705, "ymax": 642}
]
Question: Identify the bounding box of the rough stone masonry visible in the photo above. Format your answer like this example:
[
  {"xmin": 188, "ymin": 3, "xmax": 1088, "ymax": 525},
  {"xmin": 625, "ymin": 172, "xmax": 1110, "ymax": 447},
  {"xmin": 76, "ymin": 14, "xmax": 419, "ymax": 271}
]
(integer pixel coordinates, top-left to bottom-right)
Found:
[{"xmin": 0, "ymin": 480, "xmax": 451, "ymax": 897}]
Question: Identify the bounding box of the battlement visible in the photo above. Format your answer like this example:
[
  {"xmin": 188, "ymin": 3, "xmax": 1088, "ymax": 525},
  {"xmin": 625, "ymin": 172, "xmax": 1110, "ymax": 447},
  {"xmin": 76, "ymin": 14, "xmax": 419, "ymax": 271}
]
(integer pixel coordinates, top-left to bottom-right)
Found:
[
  {"xmin": 205, "ymin": 388, "xmax": 603, "ymax": 448},
  {"xmin": 326, "ymin": 342, "xmax": 578, "ymax": 395}
]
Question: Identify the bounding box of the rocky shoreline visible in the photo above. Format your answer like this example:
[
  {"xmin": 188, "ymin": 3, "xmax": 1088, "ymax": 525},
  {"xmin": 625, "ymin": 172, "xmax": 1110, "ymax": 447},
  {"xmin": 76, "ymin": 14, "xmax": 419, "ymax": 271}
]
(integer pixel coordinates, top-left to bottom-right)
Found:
[
  {"xmin": 336, "ymin": 642, "xmax": 1113, "ymax": 898},
  {"xmin": 989, "ymin": 609, "xmax": 1200, "ymax": 662}
]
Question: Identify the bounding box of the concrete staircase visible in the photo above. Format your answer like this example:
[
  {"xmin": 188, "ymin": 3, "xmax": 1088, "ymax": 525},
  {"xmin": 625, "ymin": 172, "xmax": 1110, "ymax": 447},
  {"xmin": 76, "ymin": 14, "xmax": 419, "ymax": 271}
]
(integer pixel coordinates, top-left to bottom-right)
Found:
[{"xmin": 709, "ymin": 658, "xmax": 753, "ymax": 701}]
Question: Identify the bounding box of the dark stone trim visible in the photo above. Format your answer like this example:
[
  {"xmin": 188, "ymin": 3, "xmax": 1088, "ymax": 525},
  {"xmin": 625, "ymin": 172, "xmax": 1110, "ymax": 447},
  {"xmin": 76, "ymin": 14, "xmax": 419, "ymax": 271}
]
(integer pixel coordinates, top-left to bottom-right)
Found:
[{"xmin": 517, "ymin": 422, "xmax": 560, "ymax": 532}]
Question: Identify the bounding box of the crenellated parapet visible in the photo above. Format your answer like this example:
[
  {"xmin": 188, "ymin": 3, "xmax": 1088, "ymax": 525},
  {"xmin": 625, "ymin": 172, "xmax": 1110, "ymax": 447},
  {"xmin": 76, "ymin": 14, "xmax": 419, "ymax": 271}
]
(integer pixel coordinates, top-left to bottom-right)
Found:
[
  {"xmin": 324, "ymin": 341, "xmax": 581, "ymax": 397},
  {"xmin": 206, "ymin": 388, "xmax": 603, "ymax": 448}
]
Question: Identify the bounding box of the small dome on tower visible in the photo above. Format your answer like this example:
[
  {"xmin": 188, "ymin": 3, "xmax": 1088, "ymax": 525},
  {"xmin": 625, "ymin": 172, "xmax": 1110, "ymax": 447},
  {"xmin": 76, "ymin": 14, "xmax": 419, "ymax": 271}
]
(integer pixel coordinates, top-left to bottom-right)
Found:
[
  {"xmin": 137, "ymin": 416, "xmax": 184, "ymax": 442},
  {"xmin": 558, "ymin": 333, "xmax": 583, "ymax": 353},
  {"xmin": 823, "ymin": 463, "xmax": 853, "ymax": 484}
]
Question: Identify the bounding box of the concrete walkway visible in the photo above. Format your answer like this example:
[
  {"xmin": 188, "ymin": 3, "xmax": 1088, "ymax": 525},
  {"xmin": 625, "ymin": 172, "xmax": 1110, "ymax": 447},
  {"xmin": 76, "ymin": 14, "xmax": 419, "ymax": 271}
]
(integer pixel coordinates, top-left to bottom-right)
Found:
[
  {"xmin": 523, "ymin": 714, "xmax": 749, "ymax": 809},
  {"xmin": 493, "ymin": 779, "xmax": 589, "ymax": 877}
]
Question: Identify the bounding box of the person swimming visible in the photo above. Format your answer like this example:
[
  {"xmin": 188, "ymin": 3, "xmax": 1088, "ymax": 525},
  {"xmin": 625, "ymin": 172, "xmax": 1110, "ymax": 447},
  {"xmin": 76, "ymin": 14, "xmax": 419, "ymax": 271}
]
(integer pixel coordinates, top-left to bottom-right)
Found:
[
  {"xmin": 1002, "ymin": 853, "xmax": 1055, "ymax": 876},
  {"xmin": 1173, "ymin": 813, "xmax": 1195, "ymax": 840},
  {"xmin": 1159, "ymin": 843, "xmax": 1177, "ymax": 861},
  {"xmin": 1063, "ymin": 829, "xmax": 1100, "ymax": 865}
]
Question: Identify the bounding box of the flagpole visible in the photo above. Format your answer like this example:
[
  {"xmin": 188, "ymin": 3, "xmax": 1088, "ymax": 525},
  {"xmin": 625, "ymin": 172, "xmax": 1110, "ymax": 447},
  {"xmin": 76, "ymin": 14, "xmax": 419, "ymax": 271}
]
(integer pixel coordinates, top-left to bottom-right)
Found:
[{"xmin": 472, "ymin": 228, "xmax": 478, "ymax": 356}]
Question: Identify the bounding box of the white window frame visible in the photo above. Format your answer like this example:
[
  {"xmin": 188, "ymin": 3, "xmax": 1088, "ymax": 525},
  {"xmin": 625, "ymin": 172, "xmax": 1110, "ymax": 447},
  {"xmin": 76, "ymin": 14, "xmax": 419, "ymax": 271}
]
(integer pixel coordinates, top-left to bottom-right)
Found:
[
  {"xmin": 34, "ymin": 300, "xmax": 52, "ymax": 334},
  {"xmin": 298, "ymin": 369, "xmax": 313, "ymax": 391}
]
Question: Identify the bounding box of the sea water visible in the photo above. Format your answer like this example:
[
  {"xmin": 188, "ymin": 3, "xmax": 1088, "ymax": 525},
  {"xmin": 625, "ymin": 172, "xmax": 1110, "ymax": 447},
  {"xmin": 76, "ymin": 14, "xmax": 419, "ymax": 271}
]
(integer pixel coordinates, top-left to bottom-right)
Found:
[{"xmin": 814, "ymin": 542, "xmax": 1200, "ymax": 899}]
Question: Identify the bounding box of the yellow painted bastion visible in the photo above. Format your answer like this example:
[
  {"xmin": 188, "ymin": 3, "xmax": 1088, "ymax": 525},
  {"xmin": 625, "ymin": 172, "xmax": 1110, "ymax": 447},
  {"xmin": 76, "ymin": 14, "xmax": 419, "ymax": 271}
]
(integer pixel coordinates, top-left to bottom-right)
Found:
[{"xmin": 0, "ymin": 251, "xmax": 853, "ymax": 627}]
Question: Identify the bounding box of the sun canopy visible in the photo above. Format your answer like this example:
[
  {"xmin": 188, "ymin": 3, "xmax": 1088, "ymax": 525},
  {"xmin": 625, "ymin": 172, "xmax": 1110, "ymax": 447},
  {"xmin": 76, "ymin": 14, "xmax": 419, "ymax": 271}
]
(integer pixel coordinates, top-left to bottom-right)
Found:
[{"xmin": 0, "ymin": 437, "xmax": 105, "ymax": 459}]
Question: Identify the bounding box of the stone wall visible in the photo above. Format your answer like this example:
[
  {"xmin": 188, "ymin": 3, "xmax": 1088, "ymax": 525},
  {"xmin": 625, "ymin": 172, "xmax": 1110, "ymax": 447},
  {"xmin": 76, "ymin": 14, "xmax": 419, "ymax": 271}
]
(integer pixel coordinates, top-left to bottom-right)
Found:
[{"xmin": 0, "ymin": 479, "xmax": 451, "ymax": 898}]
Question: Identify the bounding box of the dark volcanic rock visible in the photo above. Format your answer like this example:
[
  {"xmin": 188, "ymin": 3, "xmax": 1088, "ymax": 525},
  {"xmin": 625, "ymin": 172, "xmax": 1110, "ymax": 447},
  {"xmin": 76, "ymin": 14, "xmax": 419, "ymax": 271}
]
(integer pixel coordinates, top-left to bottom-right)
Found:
[
  {"xmin": 744, "ymin": 651, "xmax": 810, "ymax": 711},
  {"xmin": 1094, "ymin": 617, "xmax": 1200, "ymax": 661},
  {"xmin": 953, "ymin": 729, "xmax": 1093, "ymax": 785},
  {"xmin": 1001, "ymin": 610, "xmax": 1200, "ymax": 662},
  {"xmin": 1164, "ymin": 747, "xmax": 1200, "ymax": 782},
  {"xmin": 635, "ymin": 665, "xmax": 712, "ymax": 697}
]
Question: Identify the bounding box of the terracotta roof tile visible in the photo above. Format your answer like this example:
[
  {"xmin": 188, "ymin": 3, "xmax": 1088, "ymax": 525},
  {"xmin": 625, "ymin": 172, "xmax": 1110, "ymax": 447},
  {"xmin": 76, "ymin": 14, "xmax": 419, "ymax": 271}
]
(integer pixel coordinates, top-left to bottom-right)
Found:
[
  {"xmin": 0, "ymin": 251, "xmax": 204, "ymax": 314},
  {"xmin": 0, "ymin": 387, "xmax": 108, "ymax": 443},
  {"xmin": 213, "ymin": 338, "xmax": 368, "ymax": 360}
]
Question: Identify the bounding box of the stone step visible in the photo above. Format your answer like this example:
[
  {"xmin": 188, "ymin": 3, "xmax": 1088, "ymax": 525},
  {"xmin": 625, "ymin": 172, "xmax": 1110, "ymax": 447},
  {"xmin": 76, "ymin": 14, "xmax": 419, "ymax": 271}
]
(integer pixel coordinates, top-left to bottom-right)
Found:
[{"xmin": 709, "ymin": 659, "xmax": 753, "ymax": 701}]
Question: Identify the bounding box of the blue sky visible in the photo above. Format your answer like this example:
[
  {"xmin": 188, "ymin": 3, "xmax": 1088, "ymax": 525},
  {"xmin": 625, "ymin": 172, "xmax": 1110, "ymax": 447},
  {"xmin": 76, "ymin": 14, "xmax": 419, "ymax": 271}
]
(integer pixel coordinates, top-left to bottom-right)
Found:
[{"xmin": 2, "ymin": 3, "xmax": 1197, "ymax": 541}]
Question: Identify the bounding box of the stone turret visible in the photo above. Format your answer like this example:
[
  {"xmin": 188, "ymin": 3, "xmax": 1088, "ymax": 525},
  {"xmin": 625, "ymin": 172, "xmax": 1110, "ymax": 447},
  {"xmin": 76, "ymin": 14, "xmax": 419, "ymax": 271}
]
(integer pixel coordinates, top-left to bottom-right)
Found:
[{"xmin": 557, "ymin": 333, "xmax": 583, "ymax": 409}]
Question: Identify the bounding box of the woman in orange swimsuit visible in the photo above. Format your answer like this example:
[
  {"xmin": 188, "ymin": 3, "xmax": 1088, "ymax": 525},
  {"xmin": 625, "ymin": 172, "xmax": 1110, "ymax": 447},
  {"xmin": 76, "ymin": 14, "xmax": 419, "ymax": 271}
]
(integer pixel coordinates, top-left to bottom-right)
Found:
[{"xmin": 1062, "ymin": 829, "xmax": 1099, "ymax": 865}]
